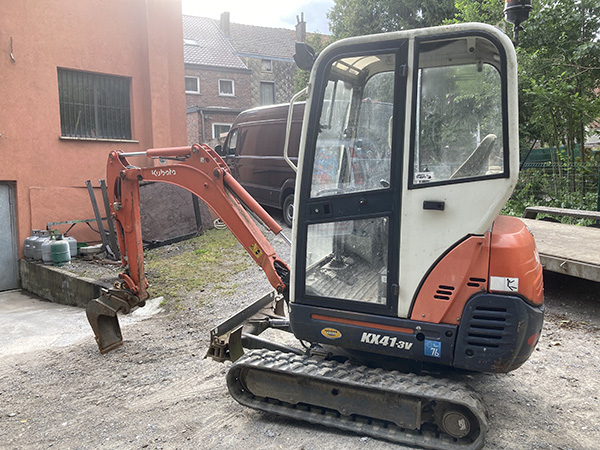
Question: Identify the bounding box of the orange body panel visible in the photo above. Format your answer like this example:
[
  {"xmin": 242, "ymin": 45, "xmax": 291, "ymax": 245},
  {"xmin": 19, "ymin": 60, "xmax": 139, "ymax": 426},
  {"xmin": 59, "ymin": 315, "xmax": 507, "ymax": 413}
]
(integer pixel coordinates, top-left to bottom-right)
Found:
[
  {"xmin": 489, "ymin": 215, "xmax": 544, "ymax": 306},
  {"xmin": 410, "ymin": 235, "xmax": 491, "ymax": 324},
  {"xmin": 410, "ymin": 215, "xmax": 544, "ymax": 325}
]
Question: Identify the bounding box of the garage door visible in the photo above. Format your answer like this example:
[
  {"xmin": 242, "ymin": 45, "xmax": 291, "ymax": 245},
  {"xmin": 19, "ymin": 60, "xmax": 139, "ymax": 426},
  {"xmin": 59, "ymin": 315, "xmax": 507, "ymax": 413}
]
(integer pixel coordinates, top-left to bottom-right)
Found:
[{"xmin": 0, "ymin": 183, "xmax": 19, "ymax": 291}]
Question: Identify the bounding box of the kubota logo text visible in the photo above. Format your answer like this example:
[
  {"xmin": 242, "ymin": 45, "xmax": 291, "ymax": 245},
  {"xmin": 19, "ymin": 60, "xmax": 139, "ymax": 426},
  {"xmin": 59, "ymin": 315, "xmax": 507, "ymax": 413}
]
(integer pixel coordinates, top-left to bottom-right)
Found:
[{"xmin": 151, "ymin": 168, "xmax": 176, "ymax": 177}]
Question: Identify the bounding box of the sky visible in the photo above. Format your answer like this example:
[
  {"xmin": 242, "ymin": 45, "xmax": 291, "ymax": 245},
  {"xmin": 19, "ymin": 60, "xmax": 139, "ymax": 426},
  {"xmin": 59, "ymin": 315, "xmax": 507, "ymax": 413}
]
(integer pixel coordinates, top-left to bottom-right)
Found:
[{"xmin": 181, "ymin": 0, "xmax": 335, "ymax": 34}]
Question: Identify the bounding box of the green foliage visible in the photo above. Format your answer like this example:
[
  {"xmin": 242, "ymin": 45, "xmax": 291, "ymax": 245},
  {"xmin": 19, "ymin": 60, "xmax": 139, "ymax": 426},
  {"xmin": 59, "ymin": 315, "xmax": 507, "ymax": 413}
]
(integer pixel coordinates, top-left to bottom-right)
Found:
[
  {"xmin": 503, "ymin": 162, "xmax": 600, "ymax": 224},
  {"xmin": 447, "ymin": 0, "xmax": 505, "ymax": 25},
  {"xmin": 327, "ymin": 0, "xmax": 456, "ymax": 39},
  {"xmin": 517, "ymin": 0, "xmax": 600, "ymax": 166}
]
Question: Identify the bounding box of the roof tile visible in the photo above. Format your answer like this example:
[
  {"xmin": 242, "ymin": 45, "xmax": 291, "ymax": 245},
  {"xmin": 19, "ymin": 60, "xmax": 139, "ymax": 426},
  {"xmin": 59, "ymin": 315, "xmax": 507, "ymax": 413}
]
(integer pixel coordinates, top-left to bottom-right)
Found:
[{"xmin": 182, "ymin": 16, "xmax": 248, "ymax": 69}]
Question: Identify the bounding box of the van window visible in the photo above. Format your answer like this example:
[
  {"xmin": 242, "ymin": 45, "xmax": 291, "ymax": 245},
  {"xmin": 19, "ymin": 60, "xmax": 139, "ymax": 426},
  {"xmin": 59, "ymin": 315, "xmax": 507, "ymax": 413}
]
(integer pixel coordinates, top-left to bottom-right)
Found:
[{"xmin": 225, "ymin": 129, "xmax": 238, "ymax": 155}]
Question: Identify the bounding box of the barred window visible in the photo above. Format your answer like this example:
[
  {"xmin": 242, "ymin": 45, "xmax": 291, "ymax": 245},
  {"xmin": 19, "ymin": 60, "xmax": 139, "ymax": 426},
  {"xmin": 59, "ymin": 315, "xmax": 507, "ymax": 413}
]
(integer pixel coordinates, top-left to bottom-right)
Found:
[{"xmin": 58, "ymin": 69, "xmax": 132, "ymax": 140}]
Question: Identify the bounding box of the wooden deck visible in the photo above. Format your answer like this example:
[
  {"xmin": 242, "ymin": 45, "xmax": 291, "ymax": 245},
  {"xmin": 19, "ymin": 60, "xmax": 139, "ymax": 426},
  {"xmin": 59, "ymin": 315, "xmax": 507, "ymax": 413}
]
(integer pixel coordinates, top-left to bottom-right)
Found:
[{"xmin": 521, "ymin": 218, "xmax": 600, "ymax": 283}]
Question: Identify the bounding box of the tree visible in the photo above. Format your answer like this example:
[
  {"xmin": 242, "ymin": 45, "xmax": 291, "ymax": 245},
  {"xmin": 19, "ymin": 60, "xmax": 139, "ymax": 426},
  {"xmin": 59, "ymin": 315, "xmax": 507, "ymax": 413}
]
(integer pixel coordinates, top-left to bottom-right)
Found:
[
  {"xmin": 517, "ymin": 0, "xmax": 600, "ymax": 194},
  {"xmin": 452, "ymin": 0, "xmax": 600, "ymax": 196},
  {"xmin": 327, "ymin": 0, "xmax": 456, "ymax": 39},
  {"xmin": 449, "ymin": 0, "xmax": 505, "ymax": 26}
]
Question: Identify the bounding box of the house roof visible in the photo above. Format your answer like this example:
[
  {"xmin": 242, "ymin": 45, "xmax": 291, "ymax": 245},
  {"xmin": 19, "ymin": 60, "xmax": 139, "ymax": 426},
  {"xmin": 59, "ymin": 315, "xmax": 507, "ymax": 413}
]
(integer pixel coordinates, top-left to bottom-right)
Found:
[
  {"xmin": 227, "ymin": 22, "xmax": 296, "ymax": 61},
  {"xmin": 182, "ymin": 15, "xmax": 247, "ymax": 70},
  {"xmin": 182, "ymin": 15, "xmax": 298, "ymax": 68}
]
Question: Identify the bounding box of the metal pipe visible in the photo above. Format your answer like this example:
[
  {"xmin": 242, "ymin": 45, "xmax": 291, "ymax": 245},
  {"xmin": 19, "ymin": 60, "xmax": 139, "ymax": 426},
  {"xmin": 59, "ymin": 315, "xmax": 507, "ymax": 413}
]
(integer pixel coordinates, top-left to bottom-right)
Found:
[
  {"xmin": 597, "ymin": 165, "xmax": 600, "ymax": 214},
  {"xmin": 118, "ymin": 151, "xmax": 148, "ymax": 157},
  {"xmin": 283, "ymin": 88, "xmax": 306, "ymax": 173},
  {"xmin": 119, "ymin": 146, "xmax": 192, "ymax": 158},
  {"xmin": 278, "ymin": 231, "xmax": 292, "ymax": 246}
]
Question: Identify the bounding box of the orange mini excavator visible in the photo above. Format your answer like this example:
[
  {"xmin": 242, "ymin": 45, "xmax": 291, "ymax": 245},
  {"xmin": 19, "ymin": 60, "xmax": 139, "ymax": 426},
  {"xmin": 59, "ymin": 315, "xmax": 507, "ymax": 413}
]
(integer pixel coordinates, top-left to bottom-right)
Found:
[{"xmin": 87, "ymin": 21, "xmax": 543, "ymax": 450}]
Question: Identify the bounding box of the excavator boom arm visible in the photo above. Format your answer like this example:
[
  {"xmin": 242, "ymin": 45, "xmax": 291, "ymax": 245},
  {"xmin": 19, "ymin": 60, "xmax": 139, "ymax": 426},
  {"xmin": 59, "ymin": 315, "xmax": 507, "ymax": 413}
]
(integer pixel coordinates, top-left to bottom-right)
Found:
[{"xmin": 86, "ymin": 144, "xmax": 289, "ymax": 353}]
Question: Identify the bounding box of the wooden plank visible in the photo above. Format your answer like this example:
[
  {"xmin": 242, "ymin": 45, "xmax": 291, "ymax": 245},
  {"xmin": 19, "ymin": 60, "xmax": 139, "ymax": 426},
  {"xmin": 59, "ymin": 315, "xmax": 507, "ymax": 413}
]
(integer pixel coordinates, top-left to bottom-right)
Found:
[
  {"xmin": 539, "ymin": 255, "xmax": 600, "ymax": 283},
  {"xmin": 523, "ymin": 206, "xmax": 600, "ymax": 221},
  {"xmin": 521, "ymin": 218, "xmax": 600, "ymax": 282}
]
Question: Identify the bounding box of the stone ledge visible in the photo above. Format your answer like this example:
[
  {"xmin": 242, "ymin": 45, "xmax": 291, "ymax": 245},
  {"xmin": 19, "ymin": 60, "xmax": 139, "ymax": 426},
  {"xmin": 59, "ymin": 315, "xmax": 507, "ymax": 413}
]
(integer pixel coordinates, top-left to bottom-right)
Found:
[{"xmin": 19, "ymin": 260, "xmax": 116, "ymax": 308}]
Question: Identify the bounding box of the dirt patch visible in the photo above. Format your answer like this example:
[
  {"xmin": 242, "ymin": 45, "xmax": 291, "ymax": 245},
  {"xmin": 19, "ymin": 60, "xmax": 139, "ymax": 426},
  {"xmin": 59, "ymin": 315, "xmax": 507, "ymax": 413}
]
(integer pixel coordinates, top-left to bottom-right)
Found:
[{"xmin": 1, "ymin": 223, "xmax": 599, "ymax": 450}]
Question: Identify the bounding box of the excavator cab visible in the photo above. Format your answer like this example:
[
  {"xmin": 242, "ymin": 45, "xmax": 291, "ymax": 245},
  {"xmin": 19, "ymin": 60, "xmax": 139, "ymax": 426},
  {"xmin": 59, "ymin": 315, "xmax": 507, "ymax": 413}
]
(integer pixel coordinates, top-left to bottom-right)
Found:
[{"xmin": 288, "ymin": 24, "xmax": 543, "ymax": 372}]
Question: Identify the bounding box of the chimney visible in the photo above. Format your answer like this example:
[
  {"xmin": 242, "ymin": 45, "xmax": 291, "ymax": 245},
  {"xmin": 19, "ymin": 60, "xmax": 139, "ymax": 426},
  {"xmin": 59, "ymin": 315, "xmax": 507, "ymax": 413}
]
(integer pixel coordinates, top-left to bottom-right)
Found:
[
  {"xmin": 295, "ymin": 12, "xmax": 306, "ymax": 42},
  {"xmin": 220, "ymin": 11, "xmax": 230, "ymax": 37}
]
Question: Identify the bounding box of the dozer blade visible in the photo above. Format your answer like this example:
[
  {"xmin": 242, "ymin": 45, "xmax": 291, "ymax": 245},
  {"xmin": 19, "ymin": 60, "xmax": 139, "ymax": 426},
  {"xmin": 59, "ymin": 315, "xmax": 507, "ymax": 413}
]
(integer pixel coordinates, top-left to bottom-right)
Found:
[{"xmin": 86, "ymin": 292, "xmax": 127, "ymax": 354}]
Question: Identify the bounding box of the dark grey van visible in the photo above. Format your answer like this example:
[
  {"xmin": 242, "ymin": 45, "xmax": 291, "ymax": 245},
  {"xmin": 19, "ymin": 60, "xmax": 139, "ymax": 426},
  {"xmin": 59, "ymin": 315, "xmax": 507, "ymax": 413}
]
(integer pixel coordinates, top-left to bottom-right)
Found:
[{"xmin": 221, "ymin": 103, "xmax": 304, "ymax": 227}]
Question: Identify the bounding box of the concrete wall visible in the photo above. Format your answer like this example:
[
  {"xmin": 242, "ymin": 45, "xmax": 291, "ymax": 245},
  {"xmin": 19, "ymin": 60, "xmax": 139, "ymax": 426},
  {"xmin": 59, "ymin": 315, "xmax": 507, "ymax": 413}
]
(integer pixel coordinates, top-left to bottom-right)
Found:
[
  {"xmin": 19, "ymin": 260, "xmax": 112, "ymax": 308},
  {"xmin": 0, "ymin": 0, "xmax": 187, "ymax": 256}
]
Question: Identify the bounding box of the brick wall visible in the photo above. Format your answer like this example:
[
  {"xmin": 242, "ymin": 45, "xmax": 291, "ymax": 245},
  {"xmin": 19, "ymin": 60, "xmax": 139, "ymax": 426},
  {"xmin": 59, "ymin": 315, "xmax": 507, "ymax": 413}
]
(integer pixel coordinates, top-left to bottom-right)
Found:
[
  {"xmin": 184, "ymin": 59, "xmax": 299, "ymax": 145},
  {"xmin": 186, "ymin": 109, "xmax": 200, "ymax": 145},
  {"xmin": 244, "ymin": 57, "xmax": 297, "ymax": 106},
  {"xmin": 185, "ymin": 67, "xmax": 251, "ymax": 109},
  {"xmin": 186, "ymin": 109, "xmax": 241, "ymax": 147}
]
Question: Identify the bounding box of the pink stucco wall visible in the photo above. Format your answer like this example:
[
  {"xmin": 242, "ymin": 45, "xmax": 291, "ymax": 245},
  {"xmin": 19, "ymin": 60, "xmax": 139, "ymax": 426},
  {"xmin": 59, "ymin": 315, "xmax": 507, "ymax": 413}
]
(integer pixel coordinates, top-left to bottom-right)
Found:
[{"xmin": 0, "ymin": 0, "xmax": 186, "ymax": 255}]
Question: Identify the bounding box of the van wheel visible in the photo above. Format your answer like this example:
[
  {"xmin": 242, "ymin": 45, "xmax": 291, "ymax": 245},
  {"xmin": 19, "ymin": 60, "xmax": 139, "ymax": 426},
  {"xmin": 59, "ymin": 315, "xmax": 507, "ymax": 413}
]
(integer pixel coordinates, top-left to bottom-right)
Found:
[{"xmin": 283, "ymin": 194, "xmax": 294, "ymax": 228}]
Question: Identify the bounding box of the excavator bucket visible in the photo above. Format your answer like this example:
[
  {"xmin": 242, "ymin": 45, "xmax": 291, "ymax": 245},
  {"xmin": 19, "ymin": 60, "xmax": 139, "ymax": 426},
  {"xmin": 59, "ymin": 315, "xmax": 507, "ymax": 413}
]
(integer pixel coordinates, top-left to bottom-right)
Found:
[{"xmin": 86, "ymin": 291, "xmax": 126, "ymax": 354}]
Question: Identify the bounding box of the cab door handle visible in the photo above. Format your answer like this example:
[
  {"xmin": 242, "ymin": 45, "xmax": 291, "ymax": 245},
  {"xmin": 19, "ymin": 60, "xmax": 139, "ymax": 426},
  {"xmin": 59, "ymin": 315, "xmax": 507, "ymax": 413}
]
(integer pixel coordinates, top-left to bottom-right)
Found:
[{"xmin": 423, "ymin": 201, "xmax": 445, "ymax": 211}]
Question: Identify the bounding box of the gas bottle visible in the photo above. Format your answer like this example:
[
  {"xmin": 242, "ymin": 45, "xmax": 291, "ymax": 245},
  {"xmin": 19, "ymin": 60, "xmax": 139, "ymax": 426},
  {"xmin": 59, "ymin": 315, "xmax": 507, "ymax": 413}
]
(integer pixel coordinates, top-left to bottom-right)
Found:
[
  {"xmin": 42, "ymin": 237, "xmax": 54, "ymax": 264},
  {"xmin": 32, "ymin": 230, "xmax": 50, "ymax": 261},
  {"xmin": 24, "ymin": 230, "xmax": 41, "ymax": 259},
  {"xmin": 51, "ymin": 234, "xmax": 71, "ymax": 266},
  {"xmin": 65, "ymin": 235, "xmax": 78, "ymax": 258}
]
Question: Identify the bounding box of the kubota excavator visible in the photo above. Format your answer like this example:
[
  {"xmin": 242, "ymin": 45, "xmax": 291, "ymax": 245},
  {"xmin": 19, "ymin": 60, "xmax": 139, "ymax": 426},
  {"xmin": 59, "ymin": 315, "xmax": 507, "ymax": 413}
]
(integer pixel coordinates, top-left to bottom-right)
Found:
[{"xmin": 86, "ymin": 20, "xmax": 543, "ymax": 450}]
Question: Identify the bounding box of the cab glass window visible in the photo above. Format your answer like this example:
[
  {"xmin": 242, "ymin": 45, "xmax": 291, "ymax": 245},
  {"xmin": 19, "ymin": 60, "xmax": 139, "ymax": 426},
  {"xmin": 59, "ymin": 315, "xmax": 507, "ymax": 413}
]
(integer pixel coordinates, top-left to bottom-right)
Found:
[
  {"xmin": 412, "ymin": 37, "xmax": 504, "ymax": 185},
  {"xmin": 310, "ymin": 53, "xmax": 395, "ymax": 198}
]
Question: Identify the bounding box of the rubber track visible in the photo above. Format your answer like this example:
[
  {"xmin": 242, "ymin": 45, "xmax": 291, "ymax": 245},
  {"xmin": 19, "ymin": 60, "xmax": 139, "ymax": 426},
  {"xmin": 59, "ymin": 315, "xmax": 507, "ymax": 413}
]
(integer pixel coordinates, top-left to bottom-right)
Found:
[{"xmin": 227, "ymin": 349, "xmax": 488, "ymax": 450}]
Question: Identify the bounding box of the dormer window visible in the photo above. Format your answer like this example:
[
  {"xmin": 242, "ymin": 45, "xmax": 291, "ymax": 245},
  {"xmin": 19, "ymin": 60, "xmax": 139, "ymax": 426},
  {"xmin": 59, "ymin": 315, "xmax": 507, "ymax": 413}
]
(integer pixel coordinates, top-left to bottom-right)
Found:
[{"xmin": 261, "ymin": 59, "xmax": 273, "ymax": 72}]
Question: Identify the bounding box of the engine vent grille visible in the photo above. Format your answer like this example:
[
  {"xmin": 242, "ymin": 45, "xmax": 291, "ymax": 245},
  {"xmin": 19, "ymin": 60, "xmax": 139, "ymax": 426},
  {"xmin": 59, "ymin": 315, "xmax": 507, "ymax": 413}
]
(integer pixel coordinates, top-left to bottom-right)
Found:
[
  {"xmin": 434, "ymin": 285, "xmax": 455, "ymax": 300},
  {"xmin": 466, "ymin": 305, "xmax": 508, "ymax": 348},
  {"xmin": 467, "ymin": 277, "xmax": 486, "ymax": 288}
]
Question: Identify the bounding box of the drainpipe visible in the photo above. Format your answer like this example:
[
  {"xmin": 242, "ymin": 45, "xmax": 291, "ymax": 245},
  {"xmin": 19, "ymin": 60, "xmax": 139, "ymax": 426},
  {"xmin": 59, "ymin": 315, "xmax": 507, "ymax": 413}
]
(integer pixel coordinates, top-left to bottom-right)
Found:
[{"xmin": 200, "ymin": 109, "xmax": 206, "ymax": 144}]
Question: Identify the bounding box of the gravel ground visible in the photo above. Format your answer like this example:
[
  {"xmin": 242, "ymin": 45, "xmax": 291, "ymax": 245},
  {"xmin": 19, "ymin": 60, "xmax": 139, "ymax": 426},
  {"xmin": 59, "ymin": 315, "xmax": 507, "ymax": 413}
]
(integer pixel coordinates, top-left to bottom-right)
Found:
[{"xmin": 1, "ymin": 212, "xmax": 599, "ymax": 450}]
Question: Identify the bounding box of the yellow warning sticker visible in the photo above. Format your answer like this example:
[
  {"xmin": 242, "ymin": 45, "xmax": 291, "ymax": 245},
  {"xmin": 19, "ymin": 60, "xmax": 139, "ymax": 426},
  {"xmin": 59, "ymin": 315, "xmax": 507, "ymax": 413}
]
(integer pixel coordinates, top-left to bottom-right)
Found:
[
  {"xmin": 321, "ymin": 328, "xmax": 342, "ymax": 339},
  {"xmin": 250, "ymin": 243, "xmax": 263, "ymax": 259}
]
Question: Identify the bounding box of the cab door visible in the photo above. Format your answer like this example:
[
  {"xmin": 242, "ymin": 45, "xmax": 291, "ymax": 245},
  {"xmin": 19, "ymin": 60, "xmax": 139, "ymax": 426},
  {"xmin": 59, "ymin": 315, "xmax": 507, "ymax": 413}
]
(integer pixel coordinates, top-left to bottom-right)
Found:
[
  {"xmin": 294, "ymin": 41, "xmax": 408, "ymax": 317},
  {"xmin": 293, "ymin": 26, "xmax": 518, "ymax": 320}
]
